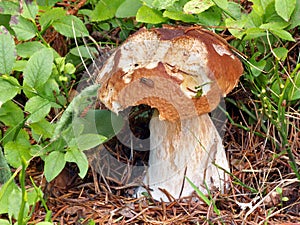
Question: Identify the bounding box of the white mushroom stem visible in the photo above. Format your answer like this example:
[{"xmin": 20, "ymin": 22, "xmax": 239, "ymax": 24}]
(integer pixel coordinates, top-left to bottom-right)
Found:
[{"xmin": 142, "ymin": 111, "xmax": 230, "ymax": 201}]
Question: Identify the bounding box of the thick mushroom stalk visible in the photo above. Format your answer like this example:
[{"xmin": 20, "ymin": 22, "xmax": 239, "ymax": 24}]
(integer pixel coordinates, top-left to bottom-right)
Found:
[{"xmin": 96, "ymin": 26, "xmax": 243, "ymax": 201}]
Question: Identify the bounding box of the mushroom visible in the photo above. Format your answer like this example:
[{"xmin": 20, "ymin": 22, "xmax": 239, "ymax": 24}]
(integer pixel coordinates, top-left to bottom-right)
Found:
[{"xmin": 96, "ymin": 26, "xmax": 243, "ymax": 201}]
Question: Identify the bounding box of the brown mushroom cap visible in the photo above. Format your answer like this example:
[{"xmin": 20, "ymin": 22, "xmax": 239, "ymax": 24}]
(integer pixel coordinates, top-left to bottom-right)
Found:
[{"xmin": 96, "ymin": 26, "xmax": 243, "ymax": 121}]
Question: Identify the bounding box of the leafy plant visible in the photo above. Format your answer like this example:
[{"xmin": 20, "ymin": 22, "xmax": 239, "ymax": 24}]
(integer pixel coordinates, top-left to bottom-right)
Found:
[
  {"xmin": 0, "ymin": 0, "xmax": 299, "ymax": 223},
  {"xmin": 0, "ymin": 0, "xmax": 124, "ymax": 222}
]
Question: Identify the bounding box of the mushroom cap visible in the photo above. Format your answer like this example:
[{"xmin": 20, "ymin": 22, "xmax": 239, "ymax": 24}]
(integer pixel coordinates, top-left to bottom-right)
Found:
[{"xmin": 96, "ymin": 26, "xmax": 243, "ymax": 121}]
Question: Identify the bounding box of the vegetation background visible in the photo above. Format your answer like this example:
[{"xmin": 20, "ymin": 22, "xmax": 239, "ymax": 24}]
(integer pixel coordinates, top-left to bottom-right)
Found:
[{"xmin": 0, "ymin": 0, "xmax": 299, "ymax": 224}]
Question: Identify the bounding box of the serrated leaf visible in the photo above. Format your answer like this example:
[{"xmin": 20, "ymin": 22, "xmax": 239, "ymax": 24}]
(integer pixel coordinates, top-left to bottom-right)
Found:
[
  {"xmin": 10, "ymin": 15, "xmax": 37, "ymax": 41},
  {"xmin": 0, "ymin": 101, "xmax": 24, "ymax": 126},
  {"xmin": 91, "ymin": 0, "xmax": 123, "ymax": 21},
  {"xmin": 0, "ymin": 26, "xmax": 16, "ymax": 75},
  {"xmin": 76, "ymin": 134, "xmax": 107, "ymax": 151},
  {"xmin": 44, "ymin": 151, "xmax": 66, "ymax": 182},
  {"xmin": 0, "ymin": 76, "xmax": 20, "ymax": 104},
  {"xmin": 25, "ymin": 96, "xmax": 52, "ymax": 123},
  {"xmin": 275, "ymin": 0, "xmax": 296, "ymax": 21},
  {"xmin": 65, "ymin": 147, "xmax": 88, "ymax": 178},
  {"xmin": 183, "ymin": 0, "xmax": 214, "ymax": 14},
  {"xmin": 52, "ymin": 15, "xmax": 89, "ymax": 37},
  {"xmin": 136, "ymin": 5, "xmax": 168, "ymax": 24},
  {"xmin": 16, "ymin": 41, "xmax": 46, "ymax": 58},
  {"xmin": 163, "ymin": 10, "xmax": 197, "ymax": 22},
  {"xmin": 116, "ymin": 0, "xmax": 142, "ymax": 18},
  {"xmin": 4, "ymin": 141, "xmax": 31, "ymax": 168},
  {"xmin": 270, "ymin": 28, "xmax": 295, "ymax": 41},
  {"xmin": 23, "ymin": 48, "xmax": 53, "ymax": 89},
  {"xmin": 22, "ymin": 0, "xmax": 38, "ymax": 20}
]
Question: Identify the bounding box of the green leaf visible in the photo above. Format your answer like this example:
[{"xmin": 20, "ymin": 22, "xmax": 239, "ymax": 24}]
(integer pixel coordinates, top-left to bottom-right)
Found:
[
  {"xmin": 25, "ymin": 96, "xmax": 52, "ymax": 123},
  {"xmin": 163, "ymin": 10, "xmax": 197, "ymax": 22},
  {"xmin": 211, "ymin": 0, "xmax": 228, "ymax": 10},
  {"xmin": 22, "ymin": 0, "xmax": 39, "ymax": 20},
  {"xmin": 116, "ymin": 0, "xmax": 142, "ymax": 18},
  {"xmin": 2, "ymin": 127, "xmax": 29, "ymax": 146},
  {"xmin": 27, "ymin": 187, "xmax": 43, "ymax": 205},
  {"xmin": 0, "ymin": 75, "xmax": 20, "ymax": 105},
  {"xmin": 0, "ymin": 219, "xmax": 10, "ymax": 225},
  {"xmin": 0, "ymin": 101, "xmax": 24, "ymax": 126},
  {"xmin": 69, "ymin": 45, "xmax": 98, "ymax": 58},
  {"xmin": 273, "ymin": 47, "xmax": 288, "ymax": 60},
  {"xmin": 227, "ymin": 2, "xmax": 242, "ymax": 19},
  {"xmin": 251, "ymin": 0, "xmax": 273, "ymax": 16},
  {"xmin": 183, "ymin": 0, "xmax": 214, "ymax": 14},
  {"xmin": 10, "ymin": 15, "xmax": 37, "ymax": 41},
  {"xmin": 36, "ymin": 0, "xmax": 60, "ymax": 7},
  {"xmin": 0, "ymin": 1, "xmax": 19, "ymax": 15},
  {"xmin": 91, "ymin": 0, "xmax": 123, "ymax": 21},
  {"xmin": 76, "ymin": 134, "xmax": 107, "ymax": 151},
  {"xmin": 39, "ymin": 7, "xmax": 66, "ymax": 31},
  {"xmin": 250, "ymin": 55, "xmax": 266, "ymax": 77},
  {"xmin": 36, "ymin": 222, "xmax": 54, "ymax": 225},
  {"xmin": 197, "ymin": 6, "xmax": 222, "ymax": 26},
  {"xmin": 23, "ymin": 48, "xmax": 53, "ymax": 89},
  {"xmin": 13, "ymin": 60, "xmax": 27, "ymax": 71},
  {"xmin": 65, "ymin": 147, "xmax": 88, "ymax": 178},
  {"xmin": 152, "ymin": 0, "xmax": 180, "ymax": 10},
  {"xmin": 270, "ymin": 28, "xmax": 295, "ymax": 41},
  {"xmin": 30, "ymin": 119, "xmax": 55, "ymax": 139},
  {"xmin": 4, "ymin": 141, "xmax": 31, "ymax": 168},
  {"xmin": 0, "ymin": 149, "xmax": 11, "ymax": 185},
  {"xmin": 16, "ymin": 41, "xmax": 47, "ymax": 58},
  {"xmin": 0, "ymin": 26, "xmax": 16, "ymax": 75},
  {"xmin": 275, "ymin": 0, "xmax": 296, "ymax": 21},
  {"xmin": 44, "ymin": 151, "xmax": 66, "ymax": 182},
  {"xmin": 8, "ymin": 187, "xmax": 24, "ymax": 219},
  {"xmin": 289, "ymin": 0, "xmax": 300, "ymax": 28},
  {"xmin": 0, "ymin": 180, "xmax": 19, "ymax": 215},
  {"xmin": 288, "ymin": 71, "xmax": 300, "ymax": 101},
  {"xmin": 225, "ymin": 16, "xmax": 247, "ymax": 39},
  {"xmin": 244, "ymin": 27, "xmax": 266, "ymax": 40},
  {"xmin": 260, "ymin": 21, "xmax": 289, "ymax": 30},
  {"xmin": 52, "ymin": 15, "xmax": 89, "ymax": 38},
  {"xmin": 83, "ymin": 110, "xmax": 124, "ymax": 139},
  {"xmin": 136, "ymin": 5, "xmax": 168, "ymax": 24}
]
